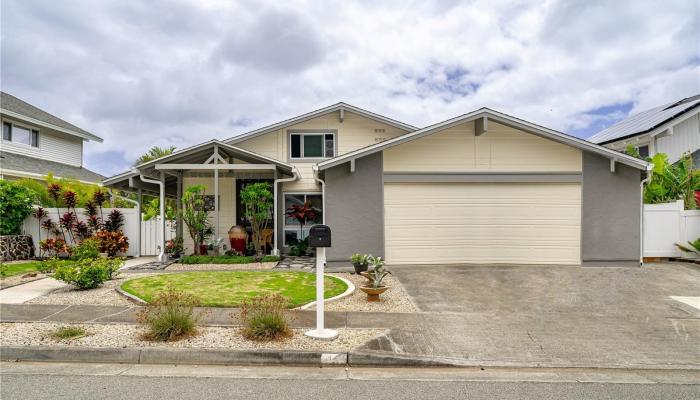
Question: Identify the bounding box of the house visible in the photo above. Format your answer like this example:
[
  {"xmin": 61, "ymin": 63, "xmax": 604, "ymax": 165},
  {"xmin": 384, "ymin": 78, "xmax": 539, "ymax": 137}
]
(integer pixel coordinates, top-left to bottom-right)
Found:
[
  {"xmin": 588, "ymin": 95, "xmax": 700, "ymax": 167},
  {"xmin": 103, "ymin": 103, "xmax": 649, "ymax": 267},
  {"xmin": 0, "ymin": 91, "xmax": 104, "ymax": 183}
]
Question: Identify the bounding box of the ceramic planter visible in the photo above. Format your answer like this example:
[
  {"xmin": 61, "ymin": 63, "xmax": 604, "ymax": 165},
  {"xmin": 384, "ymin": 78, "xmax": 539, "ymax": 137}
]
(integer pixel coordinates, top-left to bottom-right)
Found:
[{"xmin": 359, "ymin": 285, "xmax": 389, "ymax": 302}]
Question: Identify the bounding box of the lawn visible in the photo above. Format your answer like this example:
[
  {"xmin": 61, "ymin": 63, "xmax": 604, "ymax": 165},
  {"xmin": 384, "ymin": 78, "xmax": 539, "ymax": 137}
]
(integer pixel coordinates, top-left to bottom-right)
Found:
[
  {"xmin": 121, "ymin": 271, "xmax": 347, "ymax": 308},
  {"xmin": 0, "ymin": 260, "xmax": 73, "ymax": 278}
]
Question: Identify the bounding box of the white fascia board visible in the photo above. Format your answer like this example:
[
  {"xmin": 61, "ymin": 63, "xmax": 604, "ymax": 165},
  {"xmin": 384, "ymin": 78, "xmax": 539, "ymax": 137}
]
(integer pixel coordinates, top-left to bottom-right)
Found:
[{"xmin": 0, "ymin": 109, "xmax": 103, "ymax": 143}]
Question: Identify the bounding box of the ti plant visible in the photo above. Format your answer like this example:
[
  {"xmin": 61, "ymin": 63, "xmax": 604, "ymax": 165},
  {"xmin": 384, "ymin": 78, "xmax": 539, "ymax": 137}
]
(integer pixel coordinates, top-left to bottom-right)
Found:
[
  {"xmin": 675, "ymin": 238, "xmax": 700, "ymax": 257},
  {"xmin": 366, "ymin": 255, "xmax": 389, "ymax": 289}
]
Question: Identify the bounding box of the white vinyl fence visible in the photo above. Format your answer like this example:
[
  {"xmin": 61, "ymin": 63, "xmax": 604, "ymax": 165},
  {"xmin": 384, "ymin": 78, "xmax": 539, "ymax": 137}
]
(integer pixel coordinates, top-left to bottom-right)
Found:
[
  {"xmin": 140, "ymin": 217, "xmax": 176, "ymax": 256},
  {"xmin": 644, "ymin": 200, "xmax": 700, "ymax": 258},
  {"xmin": 23, "ymin": 207, "xmax": 140, "ymax": 257}
]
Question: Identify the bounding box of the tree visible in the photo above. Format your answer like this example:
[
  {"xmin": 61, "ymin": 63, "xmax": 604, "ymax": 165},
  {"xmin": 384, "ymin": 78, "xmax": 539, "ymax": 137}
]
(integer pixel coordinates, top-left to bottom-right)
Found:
[
  {"xmin": 134, "ymin": 146, "xmax": 176, "ymax": 166},
  {"xmin": 180, "ymin": 185, "xmax": 211, "ymax": 255},
  {"xmin": 240, "ymin": 182, "xmax": 274, "ymax": 255},
  {"xmin": 644, "ymin": 153, "xmax": 700, "ymax": 209}
]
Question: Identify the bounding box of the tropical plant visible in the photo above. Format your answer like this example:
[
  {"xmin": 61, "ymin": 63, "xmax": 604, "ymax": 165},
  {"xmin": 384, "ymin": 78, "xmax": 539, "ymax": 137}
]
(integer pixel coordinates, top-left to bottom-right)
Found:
[
  {"xmin": 32, "ymin": 207, "xmax": 49, "ymax": 255},
  {"xmin": 366, "ymin": 255, "xmax": 389, "ymax": 289},
  {"xmin": 142, "ymin": 197, "xmax": 177, "ymax": 221},
  {"xmin": 239, "ymin": 293, "xmax": 291, "ymax": 341},
  {"xmin": 286, "ymin": 200, "xmax": 317, "ymax": 242},
  {"xmin": 350, "ymin": 253, "xmax": 370, "ymax": 266},
  {"xmin": 39, "ymin": 238, "xmax": 71, "ymax": 258},
  {"xmin": 240, "ymin": 182, "xmax": 274, "ymax": 255},
  {"xmin": 0, "ymin": 180, "xmax": 36, "ymax": 235},
  {"xmin": 134, "ymin": 145, "xmax": 177, "ymax": 165},
  {"xmin": 180, "ymin": 185, "xmax": 211, "ymax": 255},
  {"xmin": 165, "ymin": 237, "xmax": 184, "ymax": 257},
  {"xmin": 676, "ymin": 238, "xmax": 700, "ymax": 257},
  {"xmin": 644, "ymin": 153, "xmax": 700, "ymax": 209},
  {"xmin": 104, "ymin": 209, "xmax": 125, "ymax": 232},
  {"xmin": 137, "ymin": 287, "xmax": 203, "ymax": 341},
  {"xmin": 95, "ymin": 230, "xmax": 129, "ymax": 256}
]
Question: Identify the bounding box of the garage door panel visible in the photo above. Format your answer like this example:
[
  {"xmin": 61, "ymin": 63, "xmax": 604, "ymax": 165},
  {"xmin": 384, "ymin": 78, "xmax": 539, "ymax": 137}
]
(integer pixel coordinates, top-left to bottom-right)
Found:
[{"xmin": 384, "ymin": 183, "xmax": 581, "ymax": 265}]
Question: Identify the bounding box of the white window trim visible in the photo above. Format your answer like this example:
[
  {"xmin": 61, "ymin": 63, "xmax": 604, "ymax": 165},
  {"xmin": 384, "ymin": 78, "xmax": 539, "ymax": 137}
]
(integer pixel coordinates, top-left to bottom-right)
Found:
[
  {"xmin": 2, "ymin": 118, "xmax": 40, "ymax": 148},
  {"xmin": 283, "ymin": 192, "xmax": 323, "ymax": 246},
  {"xmin": 288, "ymin": 131, "xmax": 336, "ymax": 161}
]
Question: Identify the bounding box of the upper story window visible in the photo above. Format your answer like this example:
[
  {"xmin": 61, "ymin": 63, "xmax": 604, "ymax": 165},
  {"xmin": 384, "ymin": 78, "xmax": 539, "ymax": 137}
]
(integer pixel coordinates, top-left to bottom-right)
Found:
[
  {"xmin": 2, "ymin": 121, "xmax": 39, "ymax": 147},
  {"xmin": 637, "ymin": 145, "xmax": 649, "ymax": 159},
  {"xmin": 290, "ymin": 132, "xmax": 335, "ymax": 159}
]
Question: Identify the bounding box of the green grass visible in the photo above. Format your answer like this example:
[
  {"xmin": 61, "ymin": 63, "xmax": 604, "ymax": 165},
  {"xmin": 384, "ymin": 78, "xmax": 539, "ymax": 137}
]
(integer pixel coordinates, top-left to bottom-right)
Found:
[
  {"xmin": 180, "ymin": 255, "xmax": 281, "ymax": 265},
  {"xmin": 51, "ymin": 326, "xmax": 87, "ymax": 340},
  {"xmin": 121, "ymin": 271, "xmax": 347, "ymax": 308},
  {"xmin": 0, "ymin": 259, "xmax": 74, "ymax": 279}
]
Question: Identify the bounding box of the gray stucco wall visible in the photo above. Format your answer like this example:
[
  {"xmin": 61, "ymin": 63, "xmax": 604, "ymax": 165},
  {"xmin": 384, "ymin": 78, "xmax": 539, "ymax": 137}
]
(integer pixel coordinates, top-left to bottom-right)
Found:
[
  {"xmin": 581, "ymin": 152, "xmax": 642, "ymax": 264},
  {"xmin": 323, "ymin": 152, "xmax": 384, "ymax": 263}
]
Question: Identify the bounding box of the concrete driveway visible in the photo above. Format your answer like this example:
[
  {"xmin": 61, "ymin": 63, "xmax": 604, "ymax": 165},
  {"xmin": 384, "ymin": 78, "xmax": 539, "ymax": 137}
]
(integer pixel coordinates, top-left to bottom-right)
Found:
[{"xmin": 360, "ymin": 262, "xmax": 700, "ymax": 369}]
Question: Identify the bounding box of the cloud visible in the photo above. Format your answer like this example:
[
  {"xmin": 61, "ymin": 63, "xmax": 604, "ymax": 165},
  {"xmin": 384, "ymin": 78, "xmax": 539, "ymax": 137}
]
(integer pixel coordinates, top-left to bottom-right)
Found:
[{"xmin": 1, "ymin": 0, "xmax": 698, "ymax": 177}]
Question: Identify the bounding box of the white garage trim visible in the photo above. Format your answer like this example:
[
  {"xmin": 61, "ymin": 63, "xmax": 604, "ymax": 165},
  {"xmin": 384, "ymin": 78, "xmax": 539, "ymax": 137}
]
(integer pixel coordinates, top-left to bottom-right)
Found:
[{"xmin": 384, "ymin": 182, "xmax": 582, "ymax": 265}]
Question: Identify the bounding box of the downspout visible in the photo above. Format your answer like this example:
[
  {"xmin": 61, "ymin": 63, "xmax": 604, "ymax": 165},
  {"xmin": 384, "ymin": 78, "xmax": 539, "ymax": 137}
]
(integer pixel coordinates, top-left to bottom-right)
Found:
[
  {"xmin": 133, "ymin": 169, "xmax": 166, "ymax": 262},
  {"xmin": 639, "ymin": 164, "xmax": 653, "ymax": 266},
  {"xmin": 108, "ymin": 189, "xmax": 141, "ymax": 258},
  {"xmin": 312, "ymin": 165, "xmax": 326, "ymax": 224},
  {"xmin": 273, "ymin": 167, "xmax": 300, "ymax": 256}
]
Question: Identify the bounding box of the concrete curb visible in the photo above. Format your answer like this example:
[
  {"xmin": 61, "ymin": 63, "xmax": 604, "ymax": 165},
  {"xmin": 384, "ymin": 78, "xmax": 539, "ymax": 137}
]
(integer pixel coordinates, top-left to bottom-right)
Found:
[
  {"xmin": 114, "ymin": 286, "xmax": 148, "ymax": 305},
  {"xmin": 0, "ymin": 346, "xmax": 348, "ymax": 366},
  {"xmin": 297, "ymin": 274, "xmax": 355, "ymax": 310}
]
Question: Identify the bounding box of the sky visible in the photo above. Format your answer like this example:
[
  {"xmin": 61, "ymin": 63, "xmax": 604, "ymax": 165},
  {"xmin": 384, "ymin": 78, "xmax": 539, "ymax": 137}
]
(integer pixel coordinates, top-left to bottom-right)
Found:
[{"xmin": 1, "ymin": 0, "xmax": 699, "ymax": 177}]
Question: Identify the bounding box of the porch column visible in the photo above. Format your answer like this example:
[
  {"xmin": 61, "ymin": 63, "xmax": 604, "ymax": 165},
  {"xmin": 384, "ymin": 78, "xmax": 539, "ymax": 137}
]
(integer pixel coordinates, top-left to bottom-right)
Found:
[
  {"xmin": 214, "ymin": 167, "xmax": 219, "ymax": 239},
  {"xmin": 176, "ymin": 171, "xmax": 183, "ymax": 238},
  {"xmin": 159, "ymin": 171, "xmax": 166, "ymax": 261},
  {"xmin": 137, "ymin": 188, "xmax": 143, "ymax": 257}
]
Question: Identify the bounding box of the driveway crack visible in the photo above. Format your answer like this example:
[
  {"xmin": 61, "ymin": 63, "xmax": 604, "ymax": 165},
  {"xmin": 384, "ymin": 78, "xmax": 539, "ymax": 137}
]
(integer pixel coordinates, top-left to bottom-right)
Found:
[{"xmin": 526, "ymin": 331, "xmax": 547, "ymax": 357}]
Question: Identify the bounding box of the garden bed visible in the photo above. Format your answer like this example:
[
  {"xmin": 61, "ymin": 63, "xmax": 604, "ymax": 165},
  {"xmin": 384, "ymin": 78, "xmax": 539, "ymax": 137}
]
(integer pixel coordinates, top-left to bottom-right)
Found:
[
  {"xmin": 0, "ymin": 322, "xmax": 384, "ymax": 352},
  {"xmin": 179, "ymin": 255, "xmax": 280, "ymax": 265},
  {"xmin": 120, "ymin": 271, "xmax": 347, "ymax": 308},
  {"xmin": 26, "ymin": 273, "xmax": 161, "ymax": 306}
]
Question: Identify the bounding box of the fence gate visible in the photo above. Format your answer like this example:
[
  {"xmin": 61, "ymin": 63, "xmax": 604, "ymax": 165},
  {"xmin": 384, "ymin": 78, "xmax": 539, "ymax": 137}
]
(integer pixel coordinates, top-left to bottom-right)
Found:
[{"xmin": 140, "ymin": 217, "xmax": 176, "ymax": 256}]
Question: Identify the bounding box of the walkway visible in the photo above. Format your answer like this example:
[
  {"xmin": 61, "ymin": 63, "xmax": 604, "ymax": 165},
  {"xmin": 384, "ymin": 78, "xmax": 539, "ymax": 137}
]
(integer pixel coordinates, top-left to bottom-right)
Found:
[{"xmin": 0, "ymin": 279, "xmax": 67, "ymax": 304}]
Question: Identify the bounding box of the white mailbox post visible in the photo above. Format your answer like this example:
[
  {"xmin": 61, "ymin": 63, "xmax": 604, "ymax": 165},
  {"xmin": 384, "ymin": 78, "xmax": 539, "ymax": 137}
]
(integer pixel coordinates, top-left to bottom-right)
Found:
[{"xmin": 304, "ymin": 225, "xmax": 338, "ymax": 341}]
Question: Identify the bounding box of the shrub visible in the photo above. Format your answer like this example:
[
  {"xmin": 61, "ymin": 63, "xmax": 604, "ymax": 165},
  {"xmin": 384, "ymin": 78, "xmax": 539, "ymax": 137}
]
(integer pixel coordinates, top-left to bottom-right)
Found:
[
  {"xmin": 51, "ymin": 326, "xmax": 87, "ymax": 340},
  {"xmin": 71, "ymin": 238, "xmax": 100, "ymax": 260},
  {"xmin": 95, "ymin": 230, "xmax": 129, "ymax": 256},
  {"xmin": 0, "ymin": 180, "xmax": 36, "ymax": 235},
  {"xmin": 239, "ymin": 293, "xmax": 291, "ymax": 341},
  {"xmin": 38, "ymin": 257, "xmax": 63, "ymax": 273},
  {"xmin": 137, "ymin": 287, "xmax": 203, "ymax": 341},
  {"xmin": 53, "ymin": 257, "xmax": 123, "ymax": 289}
]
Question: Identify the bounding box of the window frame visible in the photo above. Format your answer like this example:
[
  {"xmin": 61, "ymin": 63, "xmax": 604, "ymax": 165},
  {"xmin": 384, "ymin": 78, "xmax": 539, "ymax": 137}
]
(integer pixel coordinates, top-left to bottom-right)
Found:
[
  {"xmin": 283, "ymin": 192, "xmax": 323, "ymax": 247},
  {"xmin": 287, "ymin": 130, "xmax": 336, "ymax": 161},
  {"xmin": 1, "ymin": 119, "xmax": 39, "ymax": 148},
  {"xmin": 637, "ymin": 144, "xmax": 650, "ymax": 159}
]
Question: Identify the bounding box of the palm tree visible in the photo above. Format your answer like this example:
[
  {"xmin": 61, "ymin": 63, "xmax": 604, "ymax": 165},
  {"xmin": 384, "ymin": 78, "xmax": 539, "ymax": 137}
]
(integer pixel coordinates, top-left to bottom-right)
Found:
[{"xmin": 134, "ymin": 146, "xmax": 176, "ymax": 165}]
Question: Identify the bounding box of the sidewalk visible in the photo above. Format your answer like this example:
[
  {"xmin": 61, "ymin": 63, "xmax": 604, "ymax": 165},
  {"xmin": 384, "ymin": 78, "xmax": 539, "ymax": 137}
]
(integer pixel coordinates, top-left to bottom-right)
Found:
[{"xmin": 0, "ymin": 279, "xmax": 68, "ymax": 304}]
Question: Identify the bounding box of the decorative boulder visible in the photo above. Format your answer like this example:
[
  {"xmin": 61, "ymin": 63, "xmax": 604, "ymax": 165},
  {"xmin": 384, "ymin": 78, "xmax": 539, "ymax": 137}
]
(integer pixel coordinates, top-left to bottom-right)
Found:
[{"xmin": 0, "ymin": 235, "xmax": 34, "ymax": 261}]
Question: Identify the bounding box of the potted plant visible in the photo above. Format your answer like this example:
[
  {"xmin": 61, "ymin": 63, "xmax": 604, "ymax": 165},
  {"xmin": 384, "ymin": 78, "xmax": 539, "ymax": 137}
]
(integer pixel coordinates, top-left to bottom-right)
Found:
[
  {"xmin": 359, "ymin": 256, "xmax": 390, "ymax": 302},
  {"xmin": 206, "ymin": 237, "xmax": 223, "ymax": 256},
  {"xmin": 166, "ymin": 237, "xmax": 184, "ymax": 259},
  {"xmin": 350, "ymin": 253, "xmax": 370, "ymax": 274}
]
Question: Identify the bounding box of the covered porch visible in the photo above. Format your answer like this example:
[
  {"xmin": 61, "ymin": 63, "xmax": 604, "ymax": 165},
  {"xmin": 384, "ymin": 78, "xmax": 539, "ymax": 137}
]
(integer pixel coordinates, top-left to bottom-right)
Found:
[{"xmin": 103, "ymin": 140, "xmax": 297, "ymax": 260}]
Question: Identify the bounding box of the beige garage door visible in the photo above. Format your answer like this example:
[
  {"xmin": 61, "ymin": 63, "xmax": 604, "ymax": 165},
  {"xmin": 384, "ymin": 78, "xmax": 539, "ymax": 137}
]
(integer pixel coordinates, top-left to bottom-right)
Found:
[{"xmin": 384, "ymin": 183, "xmax": 581, "ymax": 265}]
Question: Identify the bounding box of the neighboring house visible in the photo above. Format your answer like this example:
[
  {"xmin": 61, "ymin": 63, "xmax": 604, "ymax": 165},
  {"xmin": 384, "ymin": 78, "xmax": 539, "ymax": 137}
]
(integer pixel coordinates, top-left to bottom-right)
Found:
[
  {"xmin": 0, "ymin": 91, "xmax": 104, "ymax": 183},
  {"xmin": 103, "ymin": 103, "xmax": 648, "ymax": 267},
  {"xmin": 588, "ymin": 94, "xmax": 700, "ymax": 167}
]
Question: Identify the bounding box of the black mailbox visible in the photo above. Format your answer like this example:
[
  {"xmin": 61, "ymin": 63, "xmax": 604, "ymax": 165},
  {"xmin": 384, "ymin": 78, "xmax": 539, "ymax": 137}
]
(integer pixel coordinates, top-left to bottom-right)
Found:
[{"xmin": 308, "ymin": 225, "xmax": 331, "ymax": 248}]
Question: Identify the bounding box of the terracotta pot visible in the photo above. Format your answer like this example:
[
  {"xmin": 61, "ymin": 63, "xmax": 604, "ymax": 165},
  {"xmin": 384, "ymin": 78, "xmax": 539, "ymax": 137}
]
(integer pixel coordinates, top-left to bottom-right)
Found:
[{"xmin": 359, "ymin": 286, "xmax": 389, "ymax": 302}]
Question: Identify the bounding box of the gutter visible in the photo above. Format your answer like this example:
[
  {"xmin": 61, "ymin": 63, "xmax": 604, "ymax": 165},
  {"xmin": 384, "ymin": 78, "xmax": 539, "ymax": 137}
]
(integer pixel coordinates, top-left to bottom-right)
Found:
[
  {"xmin": 312, "ymin": 165, "xmax": 326, "ymax": 224},
  {"xmin": 133, "ymin": 169, "xmax": 165, "ymax": 262},
  {"xmin": 639, "ymin": 164, "xmax": 654, "ymax": 266},
  {"xmin": 272, "ymin": 167, "xmax": 300, "ymax": 256}
]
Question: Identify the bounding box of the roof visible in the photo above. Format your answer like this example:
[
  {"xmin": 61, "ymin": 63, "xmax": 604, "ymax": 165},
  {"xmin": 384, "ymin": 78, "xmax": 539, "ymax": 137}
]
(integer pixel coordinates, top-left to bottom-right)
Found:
[
  {"xmin": 0, "ymin": 151, "xmax": 105, "ymax": 183},
  {"xmin": 317, "ymin": 107, "xmax": 650, "ymax": 171},
  {"xmin": 588, "ymin": 95, "xmax": 700, "ymax": 144},
  {"xmin": 224, "ymin": 102, "xmax": 418, "ymax": 145},
  {"xmin": 103, "ymin": 139, "xmax": 294, "ymax": 186},
  {"xmin": 0, "ymin": 92, "xmax": 103, "ymax": 143}
]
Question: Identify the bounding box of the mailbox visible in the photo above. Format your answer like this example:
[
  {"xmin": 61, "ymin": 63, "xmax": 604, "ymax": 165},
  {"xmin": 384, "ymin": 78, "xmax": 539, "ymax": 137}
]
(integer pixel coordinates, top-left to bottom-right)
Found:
[{"xmin": 308, "ymin": 225, "xmax": 331, "ymax": 248}]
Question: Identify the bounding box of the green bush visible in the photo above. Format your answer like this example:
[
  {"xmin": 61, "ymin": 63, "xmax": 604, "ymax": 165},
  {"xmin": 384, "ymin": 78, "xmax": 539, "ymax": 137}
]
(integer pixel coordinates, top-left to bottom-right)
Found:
[
  {"xmin": 71, "ymin": 238, "xmax": 100, "ymax": 260},
  {"xmin": 38, "ymin": 257, "xmax": 64, "ymax": 273},
  {"xmin": 239, "ymin": 293, "xmax": 291, "ymax": 341},
  {"xmin": 180, "ymin": 254, "xmax": 280, "ymax": 264},
  {"xmin": 53, "ymin": 257, "xmax": 123, "ymax": 289},
  {"xmin": 137, "ymin": 287, "xmax": 203, "ymax": 341},
  {"xmin": 51, "ymin": 326, "xmax": 87, "ymax": 340},
  {"xmin": 0, "ymin": 180, "xmax": 36, "ymax": 235}
]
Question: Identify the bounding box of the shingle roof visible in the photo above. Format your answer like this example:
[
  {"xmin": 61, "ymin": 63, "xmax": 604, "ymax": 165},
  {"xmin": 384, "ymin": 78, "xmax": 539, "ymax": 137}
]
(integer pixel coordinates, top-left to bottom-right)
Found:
[
  {"xmin": 0, "ymin": 151, "xmax": 104, "ymax": 183},
  {"xmin": 0, "ymin": 92, "xmax": 103, "ymax": 142},
  {"xmin": 588, "ymin": 95, "xmax": 700, "ymax": 144}
]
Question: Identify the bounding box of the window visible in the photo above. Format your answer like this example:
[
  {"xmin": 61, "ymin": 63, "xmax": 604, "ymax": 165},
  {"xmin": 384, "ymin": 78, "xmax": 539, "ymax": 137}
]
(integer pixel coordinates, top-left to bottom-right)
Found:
[
  {"xmin": 290, "ymin": 133, "xmax": 334, "ymax": 159},
  {"xmin": 2, "ymin": 121, "xmax": 38, "ymax": 147},
  {"xmin": 283, "ymin": 193, "xmax": 323, "ymax": 246},
  {"xmin": 637, "ymin": 145, "xmax": 649, "ymax": 159}
]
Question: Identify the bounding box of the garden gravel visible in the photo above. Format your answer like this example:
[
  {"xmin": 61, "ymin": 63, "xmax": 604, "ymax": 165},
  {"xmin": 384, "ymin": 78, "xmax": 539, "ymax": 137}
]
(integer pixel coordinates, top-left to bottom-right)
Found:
[
  {"xmin": 316, "ymin": 274, "xmax": 418, "ymax": 313},
  {"xmin": 25, "ymin": 273, "xmax": 163, "ymax": 306},
  {"xmin": 166, "ymin": 262, "xmax": 278, "ymax": 271},
  {"xmin": 0, "ymin": 322, "xmax": 384, "ymax": 352}
]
